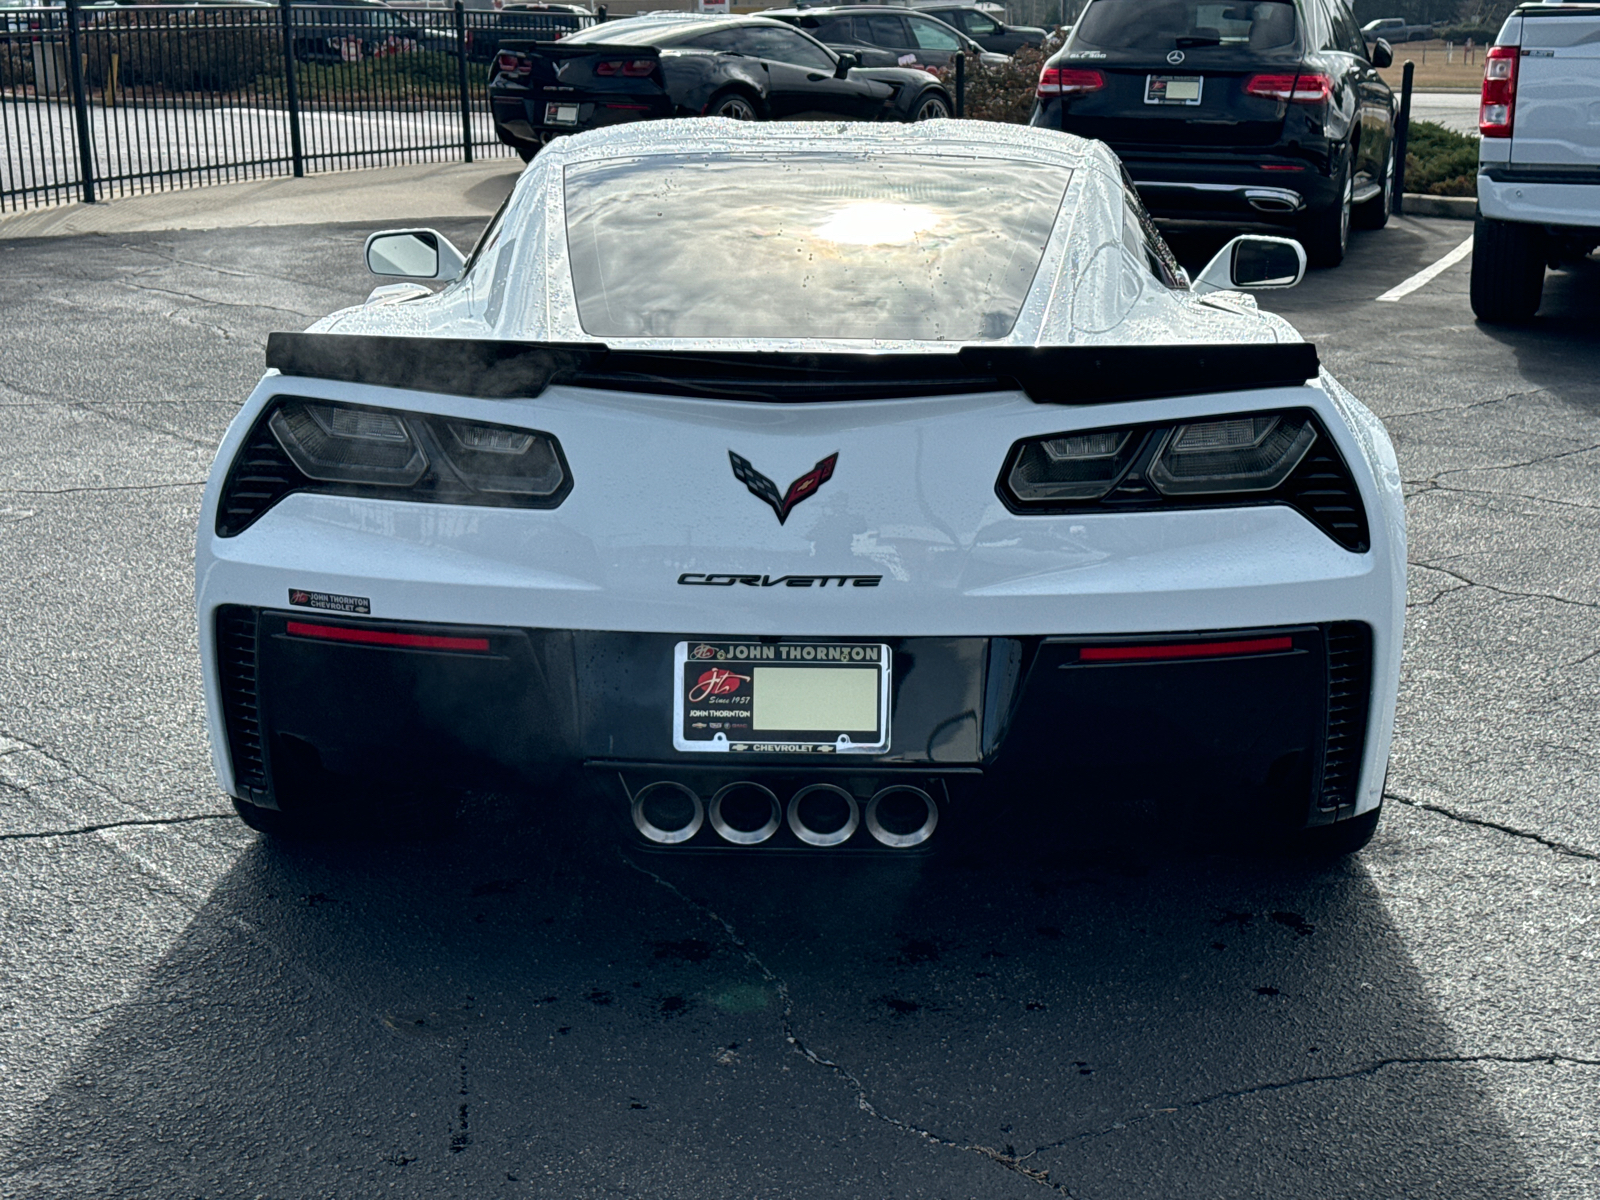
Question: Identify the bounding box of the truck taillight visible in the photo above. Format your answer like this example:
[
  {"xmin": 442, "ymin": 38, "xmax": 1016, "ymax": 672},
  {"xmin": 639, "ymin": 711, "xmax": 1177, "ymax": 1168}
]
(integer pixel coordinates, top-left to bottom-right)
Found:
[
  {"xmin": 1480, "ymin": 44, "xmax": 1517, "ymax": 137},
  {"xmin": 1036, "ymin": 66, "xmax": 1103, "ymax": 97}
]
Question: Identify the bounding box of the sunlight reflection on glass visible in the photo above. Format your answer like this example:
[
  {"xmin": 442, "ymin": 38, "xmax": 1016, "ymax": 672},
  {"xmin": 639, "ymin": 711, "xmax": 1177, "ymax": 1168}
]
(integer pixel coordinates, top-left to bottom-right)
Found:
[{"xmin": 812, "ymin": 202, "xmax": 942, "ymax": 246}]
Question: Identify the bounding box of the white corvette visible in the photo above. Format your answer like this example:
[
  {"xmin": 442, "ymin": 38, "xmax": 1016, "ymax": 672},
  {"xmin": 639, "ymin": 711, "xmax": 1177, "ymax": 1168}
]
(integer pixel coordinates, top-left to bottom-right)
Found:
[{"xmin": 196, "ymin": 120, "xmax": 1403, "ymax": 854}]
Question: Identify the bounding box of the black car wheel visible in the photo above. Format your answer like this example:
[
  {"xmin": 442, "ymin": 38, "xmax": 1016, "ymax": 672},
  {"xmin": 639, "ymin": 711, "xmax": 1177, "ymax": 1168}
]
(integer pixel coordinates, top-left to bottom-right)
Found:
[
  {"xmin": 1291, "ymin": 805, "xmax": 1382, "ymax": 857},
  {"xmin": 1353, "ymin": 143, "xmax": 1393, "ymax": 231},
  {"xmin": 707, "ymin": 89, "xmax": 761, "ymax": 120},
  {"xmin": 912, "ymin": 90, "xmax": 951, "ymax": 121},
  {"xmin": 1300, "ymin": 158, "xmax": 1351, "ymax": 268},
  {"xmin": 517, "ymin": 144, "xmax": 538, "ymax": 164},
  {"xmin": 232, "ymin": 794, "xmax": 311, "ymax": 838},
  {"xmin": 1470, "ymin": 214, "xmax": 1546, "ymax": 323}
]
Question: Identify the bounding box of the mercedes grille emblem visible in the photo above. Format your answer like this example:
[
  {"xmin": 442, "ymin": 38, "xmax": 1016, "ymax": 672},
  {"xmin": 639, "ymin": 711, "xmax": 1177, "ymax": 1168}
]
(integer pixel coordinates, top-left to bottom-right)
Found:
[
  {"xmin": 1167, "ymin": 49, "xmax": 1186, "ymax": 64},
  {"xmin": 728, "ymin": 451, "xmax": 838, "ymax": 525}
]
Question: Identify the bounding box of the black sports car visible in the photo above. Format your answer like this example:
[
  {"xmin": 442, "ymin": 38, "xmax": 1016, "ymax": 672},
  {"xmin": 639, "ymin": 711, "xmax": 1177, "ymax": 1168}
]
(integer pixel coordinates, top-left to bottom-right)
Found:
[
  {"xmin": 1030, "ymin": 0, "xmax": 1397, "ymax": 268},
  {"xmin": 489, "ymin": 14, "xmax": 955, "ymax": 160}
]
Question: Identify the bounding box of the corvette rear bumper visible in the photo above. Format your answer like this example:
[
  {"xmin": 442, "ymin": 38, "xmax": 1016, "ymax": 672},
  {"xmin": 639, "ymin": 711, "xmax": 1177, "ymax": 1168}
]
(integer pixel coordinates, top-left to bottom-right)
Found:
[{"xmin": 216, "ymin": 607, "xmax": 1375, "ymax": 841}]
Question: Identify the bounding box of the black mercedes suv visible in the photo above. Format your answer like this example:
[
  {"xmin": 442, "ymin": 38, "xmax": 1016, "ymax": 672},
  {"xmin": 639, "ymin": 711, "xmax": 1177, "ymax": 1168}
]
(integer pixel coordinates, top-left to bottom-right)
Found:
[{"xmin": 1031, "ymin": 0, "xmax": 1396, "ymax": 267}]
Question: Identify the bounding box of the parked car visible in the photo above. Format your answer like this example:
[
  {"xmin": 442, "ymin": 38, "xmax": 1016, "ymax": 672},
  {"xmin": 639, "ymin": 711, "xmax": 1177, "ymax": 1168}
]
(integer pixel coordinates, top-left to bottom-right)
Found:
[
  {"xmin": 763, "ymin": 6, "xmax": 1010, "ymax": 68},
  {"xmin": 1471, "ymin": 1, "xmax": 1600, "ymax": 321},
  {"xmin": 1360, "ymin": 16, "xmax": 1433, "ymax": 42},
  {"xmin": 290, "ymin": 0, "xmax": 459, "ymax": 65},
  {"xmin": 467, "ymin": 2, "xmax": 593, "ymax": 64},
  {"xmin": 200, "ymin": 119, "xmax": 1402, "ymax": 857},
  {"xmin": 912, "ymin": 3, "xmax": 1046, "ymax": 53},
  {"xmin": 1032, "ymin": 0, "xmax": 1396, "ymax": 267},
  {"xmin": 488, "ymin": 15, "xmax": 954, "ymax": 160}
]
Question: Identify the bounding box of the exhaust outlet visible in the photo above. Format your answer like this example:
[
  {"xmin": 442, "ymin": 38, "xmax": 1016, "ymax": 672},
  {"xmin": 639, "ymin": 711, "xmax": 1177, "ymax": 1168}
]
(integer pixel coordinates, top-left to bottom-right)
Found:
[
  {"xmin": 865, "ymin": 785, "xmax": 938, "ymax": 848},
  {"xmin": 786, "ymin": 783, "xmax": 860, "ymax": 847},
  {"xmin": 632, "ymin": 781, "xmax": 704, "ymax": 844},
  {"xmin": 710, "ymin": 781, "xmax": 781, "ymax": 845},
  {"xmin": 1244, "ymin": 187, "xmax": 1305, "ymax": 214}
]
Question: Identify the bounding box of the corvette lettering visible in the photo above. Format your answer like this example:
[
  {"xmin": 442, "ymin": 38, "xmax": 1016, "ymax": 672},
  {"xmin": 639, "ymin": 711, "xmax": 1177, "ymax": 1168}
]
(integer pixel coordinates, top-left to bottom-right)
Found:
[
  {"xmin": 678, "ymin": 573, "xmax": 881, "ymax": 588},
  {"xmin": 729, "ymin": 450, "xmax": 837, "ymax": 525}
]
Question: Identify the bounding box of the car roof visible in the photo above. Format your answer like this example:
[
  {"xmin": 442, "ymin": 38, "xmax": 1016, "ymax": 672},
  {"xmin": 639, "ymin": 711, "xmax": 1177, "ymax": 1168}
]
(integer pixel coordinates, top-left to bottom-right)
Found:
[{"xmin": 563, "ymin": 13, "xmax": 794, "ymax": 43}]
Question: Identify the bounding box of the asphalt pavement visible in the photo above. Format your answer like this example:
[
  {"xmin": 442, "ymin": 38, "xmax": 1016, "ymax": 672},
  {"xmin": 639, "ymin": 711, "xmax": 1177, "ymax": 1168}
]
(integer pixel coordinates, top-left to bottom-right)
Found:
[{"xmin": 0, "ymin": 200, "xmax": 1597, "ymax": 1199}]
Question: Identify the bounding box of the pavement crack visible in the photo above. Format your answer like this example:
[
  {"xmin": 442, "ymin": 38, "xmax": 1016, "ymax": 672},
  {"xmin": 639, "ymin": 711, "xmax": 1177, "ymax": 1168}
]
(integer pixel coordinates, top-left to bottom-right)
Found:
[
  {"xmin": 619, "ymin": 851, "xmax": 1074, "ymax": 1194},
  {"xmin": 1041, "ymin": 1053, "xmax": 1600, "ymax": 1151},
  {"xmin": 0, "ymin": 813, "xmax": 233, "ymax": 842},
  {"xmin": 115, "ymin": 277, "xmax": 314, "ymax": 318},
  {"xmin": 1405, "ymin": 559, "xmax": 1600, "ymax": 612},
  {"xmin": 1382, "ymin": 387, "xmax": 1542, "ymax": 421},
  {"xmin": 1385, "ymin": 790, "xmax": 1600, "ymax": 861}
]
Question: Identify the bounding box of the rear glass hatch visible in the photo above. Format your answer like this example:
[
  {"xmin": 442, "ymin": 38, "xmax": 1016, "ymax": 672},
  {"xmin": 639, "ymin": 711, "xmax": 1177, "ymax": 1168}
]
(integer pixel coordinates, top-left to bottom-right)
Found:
[{"xmin": 1056, "ymin": 0, "xmax": 1304, "ymax": 147}]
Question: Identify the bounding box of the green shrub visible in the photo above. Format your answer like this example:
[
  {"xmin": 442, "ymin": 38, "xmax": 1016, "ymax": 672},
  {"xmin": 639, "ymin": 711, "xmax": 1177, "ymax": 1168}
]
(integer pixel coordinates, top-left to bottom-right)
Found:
[
  {"xmin": 926, "ymin": 29, "xmax": 1066, "ymax": 126},
  {"xmin": 1403, "ymin": 119, "xmax": 1478, "ymax": 196},
  {"xmin": 0, "ymin": 43, "xmax": 30, "ymax": 89},
  {"xmin": 84, "ymin": 10, "xmax": 275, "ymax": 92}
]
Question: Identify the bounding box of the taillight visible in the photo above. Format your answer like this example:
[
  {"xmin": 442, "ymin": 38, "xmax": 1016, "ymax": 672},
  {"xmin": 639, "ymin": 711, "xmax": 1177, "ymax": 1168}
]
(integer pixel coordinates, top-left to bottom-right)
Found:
[
  {"xmin": 1480, "ymin": 44, "xmax": 1517, "ymax": 137},
  {"xmin": 1036, "ymin": 66, "xmax": 1103, "ymax": 98},
  {"xmin": 494, "ymin": 50, "xmax": 529, "ymax": 77},
  {"xmin": 596, "ymin": 58, "xmax": 655, "ymax": 77},
  {"xmin": 1244, "ymin": 73, "xmax": 1332, "ymax": 103}
]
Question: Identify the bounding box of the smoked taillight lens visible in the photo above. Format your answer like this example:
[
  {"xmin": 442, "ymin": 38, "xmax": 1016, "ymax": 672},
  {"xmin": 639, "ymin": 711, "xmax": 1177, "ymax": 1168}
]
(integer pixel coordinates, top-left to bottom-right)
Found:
[
  {"xmin": 494, "ymin": 50, "xmax": 529, "ymax": 77},
  {"xmin": 1037, "ymin": 66, "xmax": 1104, "ymax": 97},
  {"xmin": 1480, "ymin": 44, "xmax": 1517, "ymax": 137},
  {"xmin": 597, "ymin": 58, "xmax": 655, "ymax": 77},
  {"xmin": 1244, "ymin": 73, "xmax": 1333, "ymax": 103}
]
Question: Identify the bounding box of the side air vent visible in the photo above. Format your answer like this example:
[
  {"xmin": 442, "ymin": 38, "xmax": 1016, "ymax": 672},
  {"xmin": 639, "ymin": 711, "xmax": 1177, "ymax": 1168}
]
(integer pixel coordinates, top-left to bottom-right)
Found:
[
  {"xmin": 216, "ymin": 418, "xmax": 300, "ymax": 537},
  {"xmin": 216, "ymin": 606, "xmax": 269, "ymax": 798},
  {"xmin": 1319, "ymin": 622, "xmax": 1373, "ymax": 811},
  {"xmin": 1285, "ymin": 445, "xmax": 1370, "ymax": 553}
]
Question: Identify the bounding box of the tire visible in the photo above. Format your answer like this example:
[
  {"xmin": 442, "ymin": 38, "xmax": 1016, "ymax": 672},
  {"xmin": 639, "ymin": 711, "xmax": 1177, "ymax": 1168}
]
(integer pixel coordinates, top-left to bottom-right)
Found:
[
  {"xmin": 1470, "ymin": 213, "xmax": 1546, "ymax": 323},
  {"xmin": 706, "ymin": 88, "xmax": 761, "ymax": 121},
  {"xmin": 516, "ymin": 143, "xmax": 538, "ymax": 163},
  {"xmin": 1352, "ymin": 142, "xmax": 1393, "ymax": 231},
  {"xmin": 1291, "ymin": 805, "xmax": 1382, "ymax": 857},
  {"xmin": 911, "ymin": 90, "xmax": 951, "ymax": 121},
  {"xmin": 1299, "ymin": 158, "xmax": 1352, "ymax": 268},
  {"xmin": 231, "ymin": 794, "xmax": 312, "ymax": 838}
]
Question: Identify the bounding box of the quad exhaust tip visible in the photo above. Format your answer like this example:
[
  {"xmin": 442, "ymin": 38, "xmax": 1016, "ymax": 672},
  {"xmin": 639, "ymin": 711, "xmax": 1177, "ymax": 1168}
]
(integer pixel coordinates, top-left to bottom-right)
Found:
[{"xmin": 633, "ymin": 779, "xmax": 937, "ymax": 848}]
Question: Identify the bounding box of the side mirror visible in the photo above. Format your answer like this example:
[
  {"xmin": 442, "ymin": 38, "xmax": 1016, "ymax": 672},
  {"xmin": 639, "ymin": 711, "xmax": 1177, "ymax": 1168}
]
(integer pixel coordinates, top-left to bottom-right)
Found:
[
  {"xmin": 1191, "ymin": 235, "xmax": 1306, "ymax": 296},
  {"xmin": 1370, "ymin": 37, "xmax": 1393, "ymax": 68},
  {"xmin": 834, "ymin": 50, "xmax": 859, "ymax": 75},
  {"xmin": 364, "ymin": 228, "xmax": 467, "ymax": 281}
]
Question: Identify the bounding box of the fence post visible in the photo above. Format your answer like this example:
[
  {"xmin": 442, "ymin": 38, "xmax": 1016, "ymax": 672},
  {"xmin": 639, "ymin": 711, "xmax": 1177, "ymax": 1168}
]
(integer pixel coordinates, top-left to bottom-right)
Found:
[
  {"xmin": 279, "ymin": 0, "xmax": 304, "ymax": 177},
  {"xmin": 63, "ymin": 0, "xmax": 94, "ymax": 203},
  {"xmin": 954, "ymin": 52, "xmax": 965, "ymax": 117},
  {"xmin": 455, "ymin": 0, "xmax": 473, "ymax": 163},
  {"xmin": 1392, "ymin": 60, "xmax": 1413, "ymax": 216}
]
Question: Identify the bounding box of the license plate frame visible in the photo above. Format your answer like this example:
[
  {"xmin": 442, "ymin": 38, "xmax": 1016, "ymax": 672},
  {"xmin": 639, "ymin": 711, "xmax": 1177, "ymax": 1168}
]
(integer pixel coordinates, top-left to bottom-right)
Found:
[
  {"xmin": 1145, "ymin": 74, "xmax": 1204, "ymax": 106},
  {"xmin": 673, "ymin": 640, "xmax": 891, "ymax": 755},
  {"xmin": 544, "ymin": 102, "xmax": 580, "ymax": 125}
]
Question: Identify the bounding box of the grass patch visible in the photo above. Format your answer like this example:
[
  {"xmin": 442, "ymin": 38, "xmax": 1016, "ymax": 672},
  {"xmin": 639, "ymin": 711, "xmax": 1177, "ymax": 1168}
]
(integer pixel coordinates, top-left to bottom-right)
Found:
[{"xmin": 1404, "ymin": 119, "xmax": 1478, "ymax": 197}]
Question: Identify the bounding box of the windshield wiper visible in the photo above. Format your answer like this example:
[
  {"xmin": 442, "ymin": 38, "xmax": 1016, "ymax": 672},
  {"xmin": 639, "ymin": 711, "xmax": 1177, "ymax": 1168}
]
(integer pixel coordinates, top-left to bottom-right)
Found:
[{"xmin": 1175, "ymin": 34, "xmax": 1222, "ymax": 47}]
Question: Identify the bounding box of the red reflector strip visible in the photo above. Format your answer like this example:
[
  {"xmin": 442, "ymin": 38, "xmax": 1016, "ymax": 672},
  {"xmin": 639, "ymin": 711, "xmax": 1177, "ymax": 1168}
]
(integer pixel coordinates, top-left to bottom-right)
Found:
[
  {"xmin": 285, "ymin": 621, "xmax": 490, "ymax": 652},
  {"xmin": 1080, "ymin": 636, "xmax": 1294, "ymax": 663}
]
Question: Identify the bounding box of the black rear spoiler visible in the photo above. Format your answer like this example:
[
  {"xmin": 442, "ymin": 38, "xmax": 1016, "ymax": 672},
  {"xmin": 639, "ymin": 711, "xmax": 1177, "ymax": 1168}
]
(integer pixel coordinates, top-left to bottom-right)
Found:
[
  {"xmin": 497, "ymin": 40, "xmax": 660, "ymax": 56},
  {"xmin": 265, "ymin": 334, "xmax": 1321, "ymax": 405}
]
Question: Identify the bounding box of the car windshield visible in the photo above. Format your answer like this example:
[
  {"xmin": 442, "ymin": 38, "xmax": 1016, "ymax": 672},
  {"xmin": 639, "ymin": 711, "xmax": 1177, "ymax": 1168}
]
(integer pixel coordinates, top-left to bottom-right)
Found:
[
  {"xmin": 1073, "ymin": 0, "xmax": 1299, "ymax": 56},
  {"xmin": 563, "ymin": 153, "xmax": 1071, "ymax": 341}
]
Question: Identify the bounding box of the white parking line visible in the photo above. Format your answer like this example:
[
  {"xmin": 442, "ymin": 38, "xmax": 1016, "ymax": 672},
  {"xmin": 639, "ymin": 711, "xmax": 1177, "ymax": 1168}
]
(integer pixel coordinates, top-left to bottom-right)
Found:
[{"xmin": 1375, "ymin": 236, "xmax": 1475, "ymax": 302}]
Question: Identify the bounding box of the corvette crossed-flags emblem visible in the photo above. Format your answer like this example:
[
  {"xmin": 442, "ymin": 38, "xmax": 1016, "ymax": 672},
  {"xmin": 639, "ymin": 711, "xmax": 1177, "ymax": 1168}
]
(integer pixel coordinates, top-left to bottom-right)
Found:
[{"xmin": 728, "ymin": 450, "xmax": 839, "ymax": 525}]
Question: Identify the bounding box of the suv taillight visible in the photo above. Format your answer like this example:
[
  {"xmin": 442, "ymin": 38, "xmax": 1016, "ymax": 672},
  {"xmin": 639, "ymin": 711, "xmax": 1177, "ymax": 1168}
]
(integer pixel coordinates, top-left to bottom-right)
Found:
[
  {"xmin": 1480, "ymin": 44, "xmax": 1517, "ymax": 137},
  {"xmin": 1244, "ymin": 73, "xmax": 1333, "ymax": 103},
  {"xmin": 1037, "ymin": 66, "xmax": 1103, "ymax": 97}
]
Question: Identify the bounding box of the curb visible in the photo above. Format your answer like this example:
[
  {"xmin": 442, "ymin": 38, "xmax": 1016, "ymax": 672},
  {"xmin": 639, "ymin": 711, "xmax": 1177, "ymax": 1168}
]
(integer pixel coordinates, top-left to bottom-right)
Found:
[{"xmin": 1400, "ymin": 194, "xmax": 1476, "ymax": 220}]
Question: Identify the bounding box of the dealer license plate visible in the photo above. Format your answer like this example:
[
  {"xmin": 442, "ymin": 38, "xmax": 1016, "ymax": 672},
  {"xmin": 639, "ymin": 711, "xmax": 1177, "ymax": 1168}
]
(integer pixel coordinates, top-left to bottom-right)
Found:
[
  {"xmin": 1145, "ymin": 74, "xmax": 1203, "ymax": 105},
  {"xmin": 544, "ymin": 102, "xmax": 580, "ymax": 125},
  {"xmin": 673, "ymin": 640, "xmax": 891, "ymax": 754}
]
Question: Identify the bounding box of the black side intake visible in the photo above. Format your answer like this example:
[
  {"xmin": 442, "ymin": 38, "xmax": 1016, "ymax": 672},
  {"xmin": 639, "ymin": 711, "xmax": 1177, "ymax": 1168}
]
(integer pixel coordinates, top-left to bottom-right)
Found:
[
  {"xmin": 216, "ymin": 605, "xmax": 270, "ymax": 803},
  {"xmin": 1319, "ymin": 622, "xmax": 1373, "ymax": 812}
]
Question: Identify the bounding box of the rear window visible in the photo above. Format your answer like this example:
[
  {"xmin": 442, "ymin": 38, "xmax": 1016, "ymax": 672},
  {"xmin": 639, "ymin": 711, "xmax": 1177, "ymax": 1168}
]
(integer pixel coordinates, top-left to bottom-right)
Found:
[
  {"xmin": 1073, "ymin": 0, "xmax": 1299, "ymax": 56},
  {"xmin": 563, "ymin": 153, "xmax": 1071, "ymax": 341}
]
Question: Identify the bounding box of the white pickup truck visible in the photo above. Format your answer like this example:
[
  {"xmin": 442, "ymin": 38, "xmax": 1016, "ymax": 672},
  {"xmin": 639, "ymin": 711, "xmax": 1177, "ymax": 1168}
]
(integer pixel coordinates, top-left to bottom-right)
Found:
[{"xmin": 1472, "ymin": 0, "xmax": 1600, "ymax": 321}]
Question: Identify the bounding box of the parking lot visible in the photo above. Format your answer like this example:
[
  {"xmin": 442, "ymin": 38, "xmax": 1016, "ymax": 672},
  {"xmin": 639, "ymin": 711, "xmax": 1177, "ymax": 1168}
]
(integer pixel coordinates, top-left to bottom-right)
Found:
[{"xmin": 0, "ymin": 180, "xmax": 1597, "ymax": 1198}]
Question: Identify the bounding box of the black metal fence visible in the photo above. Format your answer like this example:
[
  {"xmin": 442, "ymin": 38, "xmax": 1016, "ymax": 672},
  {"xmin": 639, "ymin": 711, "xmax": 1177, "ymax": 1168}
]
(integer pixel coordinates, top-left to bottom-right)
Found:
[{"xmin": 0, "ymin": 0, "xmax": 590, "ymax": 211}]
